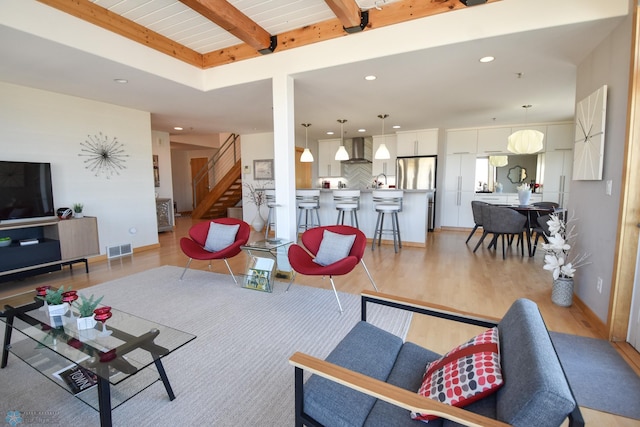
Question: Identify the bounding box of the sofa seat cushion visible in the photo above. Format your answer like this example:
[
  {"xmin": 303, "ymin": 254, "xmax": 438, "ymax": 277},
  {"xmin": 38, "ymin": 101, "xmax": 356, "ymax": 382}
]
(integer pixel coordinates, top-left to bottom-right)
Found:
[
  {"xmin": 304, "ymin": 321, "xmax": 404, "ymax": 427},
  {"xmin": 496, "ymin": 299, "xmax": 576, "ymax": 427},
  {"xmin": 365, "ymin": 342, "xmax": 442, "ymax": 427}
]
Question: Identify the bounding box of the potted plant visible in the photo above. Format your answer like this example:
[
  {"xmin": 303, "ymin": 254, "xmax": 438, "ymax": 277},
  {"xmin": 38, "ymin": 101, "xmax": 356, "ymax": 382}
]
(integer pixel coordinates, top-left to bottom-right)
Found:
[
  {"xmin": 541, "ymin": 212, "xmax": 590, "ymax": 306},
  {"xmin": 73, "ymin": 203, "xmax": 84, "ymax": 218},
  {"xmin": 37, "ymin": 285, "xmax": 71, "ymax": 317},
  {"xmin": 74, "ymin": 293, "xmax": 103, "ymax": 330}
]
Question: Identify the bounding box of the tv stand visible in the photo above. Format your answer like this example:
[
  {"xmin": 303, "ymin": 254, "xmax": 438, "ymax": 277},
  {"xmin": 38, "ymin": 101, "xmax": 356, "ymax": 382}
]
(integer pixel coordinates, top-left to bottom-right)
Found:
[{"xmin": 0, "ymin": 217, "xmax": 99, "ymax": 283}]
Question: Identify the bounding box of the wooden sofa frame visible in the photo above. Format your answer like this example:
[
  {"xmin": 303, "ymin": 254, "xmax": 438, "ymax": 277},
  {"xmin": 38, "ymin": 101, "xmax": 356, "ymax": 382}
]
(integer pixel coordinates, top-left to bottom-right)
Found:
[{"xmin": 289, "ymin": 291, "xmax": 585, "ymax": 427}]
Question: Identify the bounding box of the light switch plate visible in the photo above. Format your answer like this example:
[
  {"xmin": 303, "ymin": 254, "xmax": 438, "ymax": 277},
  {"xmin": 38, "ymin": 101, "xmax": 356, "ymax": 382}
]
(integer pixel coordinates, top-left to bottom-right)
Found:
[{"xmin": 606, "ymin": 180, "xmax": 613, "ymax": 196}]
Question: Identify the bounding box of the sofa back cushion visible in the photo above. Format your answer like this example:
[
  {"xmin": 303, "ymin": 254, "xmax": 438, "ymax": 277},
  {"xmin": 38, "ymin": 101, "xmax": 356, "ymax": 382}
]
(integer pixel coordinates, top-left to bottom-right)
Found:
[{"xmin": 496, "ymin": 299, "xmax": 576, "ymax": 427}]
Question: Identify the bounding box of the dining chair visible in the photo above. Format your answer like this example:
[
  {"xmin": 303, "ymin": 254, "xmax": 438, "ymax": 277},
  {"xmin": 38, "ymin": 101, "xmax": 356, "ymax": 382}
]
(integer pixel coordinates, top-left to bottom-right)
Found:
[
  {"xmin": 473, "ymin": 205, "xmax": 527, "ymax": 259},
  {"xmin": 465, "ymin": 200, "xmax": 488, "ymax": 244}
]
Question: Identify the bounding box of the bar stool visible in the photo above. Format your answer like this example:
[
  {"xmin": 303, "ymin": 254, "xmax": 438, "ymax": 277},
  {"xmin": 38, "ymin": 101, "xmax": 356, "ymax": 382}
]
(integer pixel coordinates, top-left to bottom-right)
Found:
[
  {"xmin": 333, "ymin": 190, "xmax": 360, "ymax": 228},
  {"xmin": 372, "ymin": 190, "xmax": 403, "ymax": 253},
  {"xmin": 296, "ymin": 189, "xmax": 321, "ymax": 233},
  {"xmin": 264, "ymin": 189, "xmax": 276, "ymax": 238}
]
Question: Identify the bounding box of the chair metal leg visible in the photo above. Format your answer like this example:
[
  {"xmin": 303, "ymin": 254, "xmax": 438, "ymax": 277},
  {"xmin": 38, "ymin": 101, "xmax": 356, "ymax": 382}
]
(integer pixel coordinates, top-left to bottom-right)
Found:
[
  {"xmin": 286, "ymin": 271, "xmax": 297, "ymax": 292},
  {"xmin": 180, "ymin": 259, "xmax": 193, "ymax": 280},
  {"xmin": 465, "ymin": 225, "xmax": 479, "ymax": 244},
  {"xmin": 391, "ymin": 213, "xmax": 398, "ymax": 253},
  {"xmin": 328, "ymin": 276, "xmax": 343, "ymax": 313},
  {"xmin": 394, "ymin": 212, "xmax": 402, "ymax": 249},
  {"xmin": 501, "ymin": 234, "xmax": 506, "ymax": 259},
  {"xmin": 223, "ymin": 259, "xmax": 238, "ymax": 284},
  {"xmin": 372, "ymin": 212, "xmax": 382, "ymax": 250},
  {"xmin": 353, "ymin": 210, "xmax": 359, "ymax": 229},
  {"xmin": 360, "ymin": 259, "xmax": 378, "ymax": 291},
  {"xmin": 473, "ymin": 232, "xmax": 488, "ymax": 253},
  {"xmin": 315, "ymin": 208, "xmax": 321, "ymax": 227}
]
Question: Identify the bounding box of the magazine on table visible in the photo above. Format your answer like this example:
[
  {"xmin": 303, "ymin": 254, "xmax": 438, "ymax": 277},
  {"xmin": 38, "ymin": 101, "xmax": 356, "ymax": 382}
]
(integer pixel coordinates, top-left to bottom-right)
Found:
[{"xmin": 53, "ymin": 357, "xmax": 98, "ymax": 395}]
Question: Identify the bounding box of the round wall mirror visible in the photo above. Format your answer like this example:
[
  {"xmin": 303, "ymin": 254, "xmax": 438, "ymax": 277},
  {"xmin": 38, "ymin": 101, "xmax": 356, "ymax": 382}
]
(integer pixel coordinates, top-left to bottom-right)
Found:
[{"xmin": 507, "ymin": 165, "xmax": 527, "ymax": 183}]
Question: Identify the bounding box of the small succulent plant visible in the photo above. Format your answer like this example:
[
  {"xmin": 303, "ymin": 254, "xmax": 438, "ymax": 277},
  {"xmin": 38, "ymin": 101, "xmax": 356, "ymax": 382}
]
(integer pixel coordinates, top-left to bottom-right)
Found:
[{"xmin": 74, "ymin": 294, "xmax": 104, "ymax": 318}]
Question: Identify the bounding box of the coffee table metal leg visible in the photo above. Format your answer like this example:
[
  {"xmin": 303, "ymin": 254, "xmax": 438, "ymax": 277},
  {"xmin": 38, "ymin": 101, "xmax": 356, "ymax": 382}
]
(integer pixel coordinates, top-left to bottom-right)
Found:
[
  {"xmin": 154, "ymin": 358, "xmax": 176, "ymax": 400},
  {"xmin": 97, "ymin": 376, "xmax": 112, "ymax": 427}
]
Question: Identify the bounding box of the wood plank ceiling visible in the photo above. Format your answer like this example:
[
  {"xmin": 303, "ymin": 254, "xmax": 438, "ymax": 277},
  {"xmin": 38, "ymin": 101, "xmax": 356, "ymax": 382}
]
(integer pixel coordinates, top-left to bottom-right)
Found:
[{"xmin": 36, "ymin": 0, "xmax": 498, "ymax": 69}]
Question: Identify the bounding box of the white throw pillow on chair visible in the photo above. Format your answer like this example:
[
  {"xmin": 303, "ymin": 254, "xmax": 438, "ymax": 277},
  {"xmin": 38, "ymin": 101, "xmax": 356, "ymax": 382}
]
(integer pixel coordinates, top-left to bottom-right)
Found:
[
  {"xmin": 313, "ymin": 230, "xmax": 356, "ymax": 266},
  {"xmin": 204, "ymin": 222, "xmax": 240, "ymax": 252}
]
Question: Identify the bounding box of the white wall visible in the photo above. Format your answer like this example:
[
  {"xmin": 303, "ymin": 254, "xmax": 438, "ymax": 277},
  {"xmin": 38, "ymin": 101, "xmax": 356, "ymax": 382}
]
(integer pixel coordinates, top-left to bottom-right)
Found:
[
  {"xmin": 0, "ymin": 82, "xmax": 158, "ymax": 253},
  {"xmin": 572, "ymin": 14, "xmax": 633, "ymax": 322}
]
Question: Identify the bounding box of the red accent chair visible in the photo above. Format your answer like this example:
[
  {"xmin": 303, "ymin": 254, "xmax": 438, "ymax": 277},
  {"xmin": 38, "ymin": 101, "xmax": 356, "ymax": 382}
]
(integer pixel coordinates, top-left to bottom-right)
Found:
[
  {"xmin": 287, "ymin": 225, "xmax": 378, "ymax": 312},
  {"xmin": 179, "ymin": 218, "xmax": 250, "ymax": 283}
]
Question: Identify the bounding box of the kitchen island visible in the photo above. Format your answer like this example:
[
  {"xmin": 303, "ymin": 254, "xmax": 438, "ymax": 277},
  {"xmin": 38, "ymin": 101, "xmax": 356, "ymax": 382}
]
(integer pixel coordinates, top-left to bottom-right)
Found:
[{"xmin": 311, "ymin": 189, "xmax": 432, "ymax": 247}]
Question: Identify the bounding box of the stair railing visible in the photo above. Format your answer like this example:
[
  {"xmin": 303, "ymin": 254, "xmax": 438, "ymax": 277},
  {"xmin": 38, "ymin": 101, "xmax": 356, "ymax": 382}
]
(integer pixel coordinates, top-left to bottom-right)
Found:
[{"xmin": 192, "ymin": 133, "xmax": 240, "ymax": 208}]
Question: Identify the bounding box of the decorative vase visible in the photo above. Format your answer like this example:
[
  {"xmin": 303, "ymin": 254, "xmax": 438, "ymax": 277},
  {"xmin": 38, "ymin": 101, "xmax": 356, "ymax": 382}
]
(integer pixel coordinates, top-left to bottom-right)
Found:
[
  {"xmin": 552, "ymin": 277, "xmax": 574, "ymax": 307},
  {"xmin": 518, "ymin": 190, "xmax": 531, "ymax": 206},
  {"xmin": 252, "ymin": 210, "xmax": 265, "ymax": 232},
  {"xmin": 77, "ymin": 316, "xmax": 97, "ymax": 330},
  {"xmin": 74, "ymin": 212, "xmax": 83, "ymax": 218},
  {"xmin": 47, "ymin": 303, "xmax": 68, "ymax": 317}
]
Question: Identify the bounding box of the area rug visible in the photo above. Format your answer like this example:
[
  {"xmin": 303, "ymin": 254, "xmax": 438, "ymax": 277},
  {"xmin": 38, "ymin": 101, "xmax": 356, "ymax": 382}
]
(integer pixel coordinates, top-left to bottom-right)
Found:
[
  {"xmin": 0, "ymin": 265, "xmax": 412, "ymax": 426},
  {"xmin": 550, "ymin": 331, "xmax": 640, "ymax": 420}
]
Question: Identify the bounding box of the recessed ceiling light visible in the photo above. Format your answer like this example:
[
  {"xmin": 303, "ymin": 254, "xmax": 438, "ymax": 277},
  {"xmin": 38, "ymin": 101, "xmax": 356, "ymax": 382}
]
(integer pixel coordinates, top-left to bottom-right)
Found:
[
  {"xmin": 364, "ymin": 75, "xmax": 377, "ymax": 81},
  {"xmin": 358, "ymin": 128, "xmax": 366, "ymax": 133},
  {"xmin": 326, "ymin": 131, "xmax": 335, "ymax": 135},
  {"xmin": 392, "ymin": 125, "xmax": 401, "ymax": 129},
  {"xmin": 479, "ymin": 56, "xmax": 495, "ymax": 63},
  {"xmin": 173, "ymin": 127, "xmax": 183, "ymax": 131},
  {"xmin": 114, "ymin": 78, "xmax": 128, "ymax": 83}
]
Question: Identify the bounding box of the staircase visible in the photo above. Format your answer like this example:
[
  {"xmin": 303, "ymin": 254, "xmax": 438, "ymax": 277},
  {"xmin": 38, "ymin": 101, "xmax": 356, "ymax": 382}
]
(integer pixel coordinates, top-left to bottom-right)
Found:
[{"xmin": 191, "ymin": 134, "xmax": 243, "ymax": 220}]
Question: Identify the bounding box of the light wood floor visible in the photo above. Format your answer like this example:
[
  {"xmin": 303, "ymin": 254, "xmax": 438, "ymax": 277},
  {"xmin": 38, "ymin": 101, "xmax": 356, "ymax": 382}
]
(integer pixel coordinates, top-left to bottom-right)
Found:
[{"xmin": 1, "ymin": 216, "xmax": 639, "ymax": 426}]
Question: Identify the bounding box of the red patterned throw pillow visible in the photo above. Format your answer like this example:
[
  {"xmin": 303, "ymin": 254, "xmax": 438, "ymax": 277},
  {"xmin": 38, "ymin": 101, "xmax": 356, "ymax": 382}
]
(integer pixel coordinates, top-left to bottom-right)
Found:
[{"xmin": 411, "ymin": 327, "xmax": 503, "ymax": 422}]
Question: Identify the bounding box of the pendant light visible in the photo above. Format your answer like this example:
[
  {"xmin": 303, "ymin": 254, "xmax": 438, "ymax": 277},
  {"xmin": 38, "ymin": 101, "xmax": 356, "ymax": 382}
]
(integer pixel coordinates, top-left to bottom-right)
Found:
[
  {"xmin": 335, "ymin": 119, "xmax": 349, "ymax": 161},
  {"xmin": 300, "ymin": 123, "xmax": 314, "ymax": 162},
  {"xmin": 507, "ymin": 105, "xmax": 544, "ymax": 154},
  {"xmin": 374, "ymin": 114, "xmax": 391, "ymax": 159},
  {"xmin": 489, "ymin": 155, "xmax": 508, "ymax": 167}
]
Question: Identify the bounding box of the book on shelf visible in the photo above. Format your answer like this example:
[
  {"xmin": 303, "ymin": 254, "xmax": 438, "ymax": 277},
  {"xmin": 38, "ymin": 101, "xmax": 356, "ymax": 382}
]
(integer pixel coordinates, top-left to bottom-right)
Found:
[{"xmin": 19, "ymin": 238, "xmax": 39, "ymax": 246}]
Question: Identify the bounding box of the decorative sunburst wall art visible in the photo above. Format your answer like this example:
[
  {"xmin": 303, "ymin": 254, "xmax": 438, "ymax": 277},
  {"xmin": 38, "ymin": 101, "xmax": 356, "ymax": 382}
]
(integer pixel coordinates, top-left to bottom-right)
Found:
[
  {"xmin": 79, "ymin": 132, "xmax": 129, "ymax": 178},
  {"xmin": 573, "ymin": 85, "xmax": 607, "ymax": 180}
]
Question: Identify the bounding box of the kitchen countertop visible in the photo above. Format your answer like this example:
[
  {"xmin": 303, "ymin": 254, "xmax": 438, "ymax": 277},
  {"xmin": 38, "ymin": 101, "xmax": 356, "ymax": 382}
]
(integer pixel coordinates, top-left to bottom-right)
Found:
[{"xmin": 316, "ymin": 188, "xmax": 434, "ymax": 193}]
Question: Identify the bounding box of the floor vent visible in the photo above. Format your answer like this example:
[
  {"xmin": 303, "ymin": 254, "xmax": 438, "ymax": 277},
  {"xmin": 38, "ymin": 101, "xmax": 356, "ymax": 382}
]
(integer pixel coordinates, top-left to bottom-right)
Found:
[{"xmin": 107, "ymin": 243, "xmax": 133, "ymax": 259}]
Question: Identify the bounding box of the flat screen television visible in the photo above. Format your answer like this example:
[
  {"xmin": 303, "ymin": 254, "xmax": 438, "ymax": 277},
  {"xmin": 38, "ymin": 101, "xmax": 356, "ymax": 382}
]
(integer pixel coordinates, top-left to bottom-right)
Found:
[{"xmin": 0, "ymin": 161, "xmax": 56, "ymax": 224}]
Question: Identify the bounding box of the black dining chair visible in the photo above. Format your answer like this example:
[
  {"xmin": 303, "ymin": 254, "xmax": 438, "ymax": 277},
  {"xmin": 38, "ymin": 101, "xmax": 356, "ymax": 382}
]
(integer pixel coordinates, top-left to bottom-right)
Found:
[
  {"xmin": 473, "ymin": 205, "xmax": 527, "ymax": 259},
  {"xmin": 465, "ymin": 201, "xmax": 488, "ymax": 244}
]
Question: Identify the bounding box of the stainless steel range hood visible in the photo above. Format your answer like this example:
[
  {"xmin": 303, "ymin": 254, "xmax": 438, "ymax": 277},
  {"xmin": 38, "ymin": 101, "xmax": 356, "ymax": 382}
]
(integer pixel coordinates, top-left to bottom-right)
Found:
[{"xmin": 342, "ymin": 137, "xmax": 371, "ymax": 164}]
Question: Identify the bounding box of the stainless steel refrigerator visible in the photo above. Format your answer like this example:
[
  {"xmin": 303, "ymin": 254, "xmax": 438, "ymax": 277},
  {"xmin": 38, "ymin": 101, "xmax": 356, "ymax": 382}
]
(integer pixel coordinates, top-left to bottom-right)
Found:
[{"xmin": 396, "ymin": 155, "xmax": 437, "ymax": 230}]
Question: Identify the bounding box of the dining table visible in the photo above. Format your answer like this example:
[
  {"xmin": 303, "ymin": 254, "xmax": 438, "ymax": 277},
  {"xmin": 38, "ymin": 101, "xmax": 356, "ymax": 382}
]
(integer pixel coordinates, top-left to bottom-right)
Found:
[{"xmin": 507, "ymin": 205, "xmax": 556, "ymax": 256}]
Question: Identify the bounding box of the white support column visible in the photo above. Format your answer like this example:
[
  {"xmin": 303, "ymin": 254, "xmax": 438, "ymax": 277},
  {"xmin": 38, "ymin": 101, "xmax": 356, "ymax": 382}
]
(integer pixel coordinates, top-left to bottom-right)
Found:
[{"xmin": 272, "ymin": 74, "xmax": 297, "ymax": 243}]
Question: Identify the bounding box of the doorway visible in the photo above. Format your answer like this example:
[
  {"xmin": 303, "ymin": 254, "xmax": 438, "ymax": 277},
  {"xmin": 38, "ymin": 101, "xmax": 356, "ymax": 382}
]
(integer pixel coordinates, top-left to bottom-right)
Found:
[{"xmin": 190, "ymin": 157, "xmax": 209, "ymax": 210}]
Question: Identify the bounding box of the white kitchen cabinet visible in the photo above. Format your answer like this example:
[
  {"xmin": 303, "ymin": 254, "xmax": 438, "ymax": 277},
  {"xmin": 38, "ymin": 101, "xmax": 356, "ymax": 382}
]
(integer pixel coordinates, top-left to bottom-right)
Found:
[
  {"xmin": 318, "ymin": 138, "xmax": 343, "ymax": 177},
  {"xmin": 477, "ymin": 127, "xmax": 511, "ymax": 155},
  {"xmin": 396, "ymin": 129, "xmax": 438, "ymax": 156},
  {"xmin": 441, "ymin": 153, "xmax": 476, "ymax": 227},
  {"xmin": 372, "ymin": 134, "xmax": 397, "ymax": 176},
  {"xmin": 446, "ymin": 129, "xmax": 477, "ymax": 155},
  {"xmin": 542, "ymin": 150, "xmax": 572, "ymax": 208},
  {"xmin": 545, "ymin": 123, "xmax": 574, "ymax": 151}
]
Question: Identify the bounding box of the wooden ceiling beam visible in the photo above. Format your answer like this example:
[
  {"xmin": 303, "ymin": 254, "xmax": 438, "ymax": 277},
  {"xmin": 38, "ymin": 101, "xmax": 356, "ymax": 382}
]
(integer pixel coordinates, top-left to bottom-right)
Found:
[
  {"xmin": 179, "ymin": 0, "xmax": 276, "ymax": 53},
  {"xmin": 36, "ymin": 0, "xmax": 203, "ymax": 68},
  {"xmin": 37, "ymin": 0, "xmax": 500, "ymax": 70},
  {"xmin": 325, "ymin": 0, "xmax": 364, "ymax": 31},
  {"xmin": 203, "ymin": 0, "xmax": 501, "ymax": 68}
]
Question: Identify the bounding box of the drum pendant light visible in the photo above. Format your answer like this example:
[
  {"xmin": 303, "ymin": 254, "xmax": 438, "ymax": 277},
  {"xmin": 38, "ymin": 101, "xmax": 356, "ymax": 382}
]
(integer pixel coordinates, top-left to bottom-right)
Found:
[
  {"xmin": 374, "ymin": 114, "xmax": 391, "ymax": 159},
  {"xmin": 507, "ymin": 105, "xmax": 544, "ymax": 154},
  {"xmin": 335, "ymin": 119, "xmax": 349, "ymax": 161},
  {"xmin": 300, "ymin": 123, "xmax": 313, "ymax": 162}
]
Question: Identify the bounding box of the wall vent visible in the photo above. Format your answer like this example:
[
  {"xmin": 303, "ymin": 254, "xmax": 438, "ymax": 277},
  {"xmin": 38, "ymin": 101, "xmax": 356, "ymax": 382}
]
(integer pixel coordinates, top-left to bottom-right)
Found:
[{"xmin": 106, "ymin": 243, "xmax": 133, "ymax": 259}]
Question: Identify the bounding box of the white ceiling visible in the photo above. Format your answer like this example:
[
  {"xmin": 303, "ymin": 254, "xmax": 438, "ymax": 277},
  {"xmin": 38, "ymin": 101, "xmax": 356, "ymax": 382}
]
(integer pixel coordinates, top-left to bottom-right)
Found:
[{"xmin": 0, "ymin": 1, "xmax": 627, "ymax": 146}]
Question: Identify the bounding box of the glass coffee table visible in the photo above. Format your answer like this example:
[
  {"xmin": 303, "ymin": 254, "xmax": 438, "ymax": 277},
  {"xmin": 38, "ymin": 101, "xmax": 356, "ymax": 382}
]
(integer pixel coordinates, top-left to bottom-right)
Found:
[
  {"xmin": 240, "ymin": 239, "xmax": 293, "ymax": 292},
  {"xmin": 0, "ymin": 297, "xmax": 195, "ymax": 427}
]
